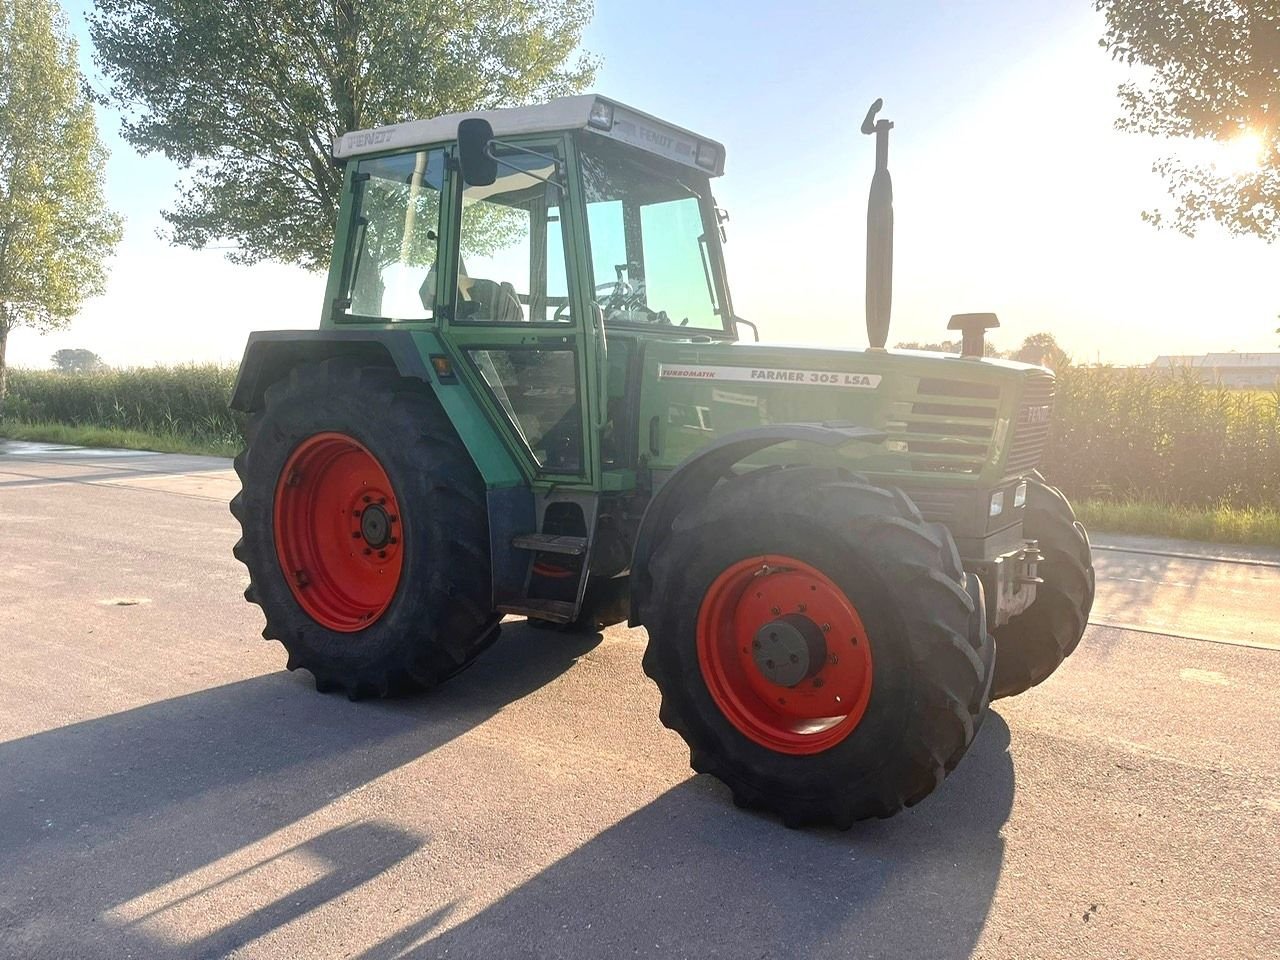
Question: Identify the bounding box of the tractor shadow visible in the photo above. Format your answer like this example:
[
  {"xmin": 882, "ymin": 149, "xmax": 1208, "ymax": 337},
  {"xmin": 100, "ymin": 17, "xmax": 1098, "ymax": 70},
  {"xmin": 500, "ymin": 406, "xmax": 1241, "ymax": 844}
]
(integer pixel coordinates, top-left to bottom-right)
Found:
[
  {"xmin": 0, "ymin": 625, "xmax": 601, "ymax": 959},
  {"xmin": 369, "ymin": 712, "xmax": 1016, "ymax": 960}
]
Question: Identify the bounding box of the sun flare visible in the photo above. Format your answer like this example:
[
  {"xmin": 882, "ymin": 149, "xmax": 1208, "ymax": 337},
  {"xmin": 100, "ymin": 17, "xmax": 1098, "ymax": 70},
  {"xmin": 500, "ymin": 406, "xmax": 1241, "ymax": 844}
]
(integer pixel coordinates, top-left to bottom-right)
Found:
[{"xmin": 1217, "ymin": 130, "xmax": 1266, "ymax": 175}]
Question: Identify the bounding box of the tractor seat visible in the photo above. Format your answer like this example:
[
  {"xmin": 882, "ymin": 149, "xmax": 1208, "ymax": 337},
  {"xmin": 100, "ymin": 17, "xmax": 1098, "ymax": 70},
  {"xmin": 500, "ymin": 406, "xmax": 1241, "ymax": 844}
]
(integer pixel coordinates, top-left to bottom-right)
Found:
[{"xmin": 458, "ymin": 277, "xmax": 525, "ymax": 322}]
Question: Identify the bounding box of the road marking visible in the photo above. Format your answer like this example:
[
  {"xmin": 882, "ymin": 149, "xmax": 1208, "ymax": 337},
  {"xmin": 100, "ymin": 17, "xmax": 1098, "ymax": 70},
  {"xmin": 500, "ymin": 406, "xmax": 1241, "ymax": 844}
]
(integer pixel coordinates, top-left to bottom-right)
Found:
[
  {"xmin": 1180, "ymin": 668, "xmax": 1231, "ymax": 686},
  {"xmin": 0, "ymin": 466, "xmax": 233, "ymax": 503},
  {"xmin": 1092, "ymin": 543, "xmax": 1280, "ymax": 570},
  {"xmin": 1110, "ymin": 576, "xmax": 1196, "ymax": 588},
  {"xmin": 1089, "ymin": 619, "xmax": 1280, "ymax": 652}
]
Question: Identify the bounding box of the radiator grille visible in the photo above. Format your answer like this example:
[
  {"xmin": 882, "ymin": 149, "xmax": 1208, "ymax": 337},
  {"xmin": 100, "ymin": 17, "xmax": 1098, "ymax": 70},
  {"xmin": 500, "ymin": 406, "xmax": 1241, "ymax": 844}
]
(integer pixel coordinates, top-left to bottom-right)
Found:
[
  {"xmin": 1006, "ymin": 373, "xmax": 1055, "ymax": 474},
  {"xmin": 889, "ymin": 378, "xmax": 1001, "ymax": 475}
]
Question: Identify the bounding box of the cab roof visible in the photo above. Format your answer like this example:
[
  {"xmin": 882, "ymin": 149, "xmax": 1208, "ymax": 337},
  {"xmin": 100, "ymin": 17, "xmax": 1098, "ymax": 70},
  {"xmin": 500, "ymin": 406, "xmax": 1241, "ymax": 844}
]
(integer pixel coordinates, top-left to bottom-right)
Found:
[{"xmin": 332, "ymin": 94, "xmax": 725, "ymax": 176}]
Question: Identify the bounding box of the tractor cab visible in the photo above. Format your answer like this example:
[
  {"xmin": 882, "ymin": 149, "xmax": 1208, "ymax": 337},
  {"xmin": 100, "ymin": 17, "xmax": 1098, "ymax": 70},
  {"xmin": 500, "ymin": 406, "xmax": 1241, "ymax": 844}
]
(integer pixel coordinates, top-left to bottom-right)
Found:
[{"xmin": 325, "ymin": 96, "xmax": 735, "ymax": 487}]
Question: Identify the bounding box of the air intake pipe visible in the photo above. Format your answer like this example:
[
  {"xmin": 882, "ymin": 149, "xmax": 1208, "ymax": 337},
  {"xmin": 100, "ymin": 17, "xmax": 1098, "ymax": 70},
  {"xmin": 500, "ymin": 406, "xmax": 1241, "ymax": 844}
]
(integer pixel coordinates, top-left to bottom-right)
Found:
[{"xmin": 948, "ymin": 312, "xmax": 1001, "ymax": 358}]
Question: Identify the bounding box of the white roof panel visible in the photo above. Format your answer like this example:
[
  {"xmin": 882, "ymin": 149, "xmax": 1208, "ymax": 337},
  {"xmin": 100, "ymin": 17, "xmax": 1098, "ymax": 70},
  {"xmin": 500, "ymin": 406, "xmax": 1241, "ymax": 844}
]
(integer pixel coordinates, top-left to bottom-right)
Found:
[{"xmin": 333, "ymin": 94, "xmax": 725, "ymax": 175}]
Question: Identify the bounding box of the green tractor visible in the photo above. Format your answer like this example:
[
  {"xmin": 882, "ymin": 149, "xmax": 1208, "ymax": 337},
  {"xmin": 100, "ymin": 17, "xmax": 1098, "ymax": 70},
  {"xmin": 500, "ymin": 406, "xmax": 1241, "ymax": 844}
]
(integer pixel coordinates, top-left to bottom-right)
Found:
[{"xmin": 230, "ymin": 95, "xmax": 1093, "ymax": 827}]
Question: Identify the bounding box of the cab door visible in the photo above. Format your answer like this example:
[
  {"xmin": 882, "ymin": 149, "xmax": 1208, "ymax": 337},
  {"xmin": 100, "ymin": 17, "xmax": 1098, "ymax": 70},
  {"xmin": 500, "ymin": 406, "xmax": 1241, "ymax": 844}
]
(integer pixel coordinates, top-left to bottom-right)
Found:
[{"xmin": 437, "ymin": 135, "xmax": 602, "ymax": 489}]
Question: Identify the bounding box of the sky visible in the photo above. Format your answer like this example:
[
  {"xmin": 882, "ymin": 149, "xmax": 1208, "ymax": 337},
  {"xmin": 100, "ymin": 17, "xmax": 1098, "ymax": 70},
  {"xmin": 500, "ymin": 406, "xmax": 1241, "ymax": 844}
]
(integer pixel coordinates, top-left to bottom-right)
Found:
[{"xmin": 8, "ymin": 0, "xmax": 1279, "ymax": 369}]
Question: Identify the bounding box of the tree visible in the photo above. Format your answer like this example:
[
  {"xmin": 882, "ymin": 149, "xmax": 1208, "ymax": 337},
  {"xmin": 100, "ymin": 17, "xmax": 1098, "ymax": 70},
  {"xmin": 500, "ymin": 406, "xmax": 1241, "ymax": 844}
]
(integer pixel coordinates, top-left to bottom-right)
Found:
[
  {"xmin": 51, "ymin": 347, "xmax": 105, "ymax": 373},
  {"xmin": 87, "ymin": 1, "xmax": 597, "ymax": 270},
  {"xmin": 1014, "ymin": 332, "xmax": 1070, "ymax": 369},
  {"xmin": 0, "ymin": 0, "xmax": 123, "ymax": 406},
  {"xmin": 1096, "ymin": 1, "xmax": 1280, "ymax": 240},
  {"xmin": 894, "ymin": 339, "xmax": 1004, "ymax": 357}
]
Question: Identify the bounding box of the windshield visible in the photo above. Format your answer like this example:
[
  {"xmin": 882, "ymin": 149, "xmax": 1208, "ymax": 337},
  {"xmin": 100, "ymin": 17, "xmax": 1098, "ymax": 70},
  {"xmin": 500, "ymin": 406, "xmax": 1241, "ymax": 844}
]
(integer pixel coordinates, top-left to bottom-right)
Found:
[{"xmin": 578, "ymin": 136, "xmax": 727, "ymax": 331}]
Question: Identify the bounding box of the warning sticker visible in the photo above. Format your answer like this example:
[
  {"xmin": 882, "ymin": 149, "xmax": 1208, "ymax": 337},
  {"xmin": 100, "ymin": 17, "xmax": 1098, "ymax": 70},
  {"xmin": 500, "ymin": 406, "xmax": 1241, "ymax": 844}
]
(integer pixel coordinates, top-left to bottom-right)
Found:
[{"xmin": 658, "ymin": 363, "xmax": 881, "ymax": 389}]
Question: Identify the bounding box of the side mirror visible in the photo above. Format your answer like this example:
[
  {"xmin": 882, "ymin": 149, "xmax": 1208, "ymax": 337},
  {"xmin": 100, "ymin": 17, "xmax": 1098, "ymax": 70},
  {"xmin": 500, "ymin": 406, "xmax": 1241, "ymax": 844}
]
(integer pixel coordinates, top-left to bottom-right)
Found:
[{"xmin": 457, "ymin": 117, "xmax": 497, "ymax": 186}]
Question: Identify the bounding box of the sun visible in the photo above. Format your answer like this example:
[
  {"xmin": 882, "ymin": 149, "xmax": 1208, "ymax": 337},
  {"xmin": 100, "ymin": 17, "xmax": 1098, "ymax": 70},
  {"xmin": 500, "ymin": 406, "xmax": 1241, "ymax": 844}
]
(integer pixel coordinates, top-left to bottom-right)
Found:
[{"xmin": 1217, "ymin": 130, "xmax": 1267, "ymax": 175}]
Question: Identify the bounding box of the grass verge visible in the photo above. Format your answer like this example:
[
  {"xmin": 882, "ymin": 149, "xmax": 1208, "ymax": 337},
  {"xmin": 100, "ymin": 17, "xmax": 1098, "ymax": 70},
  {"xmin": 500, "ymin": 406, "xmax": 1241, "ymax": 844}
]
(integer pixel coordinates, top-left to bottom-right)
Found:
[
  {"xmin": 0, "ymin": 420, "xmax": 239, "ymax": 458},
  {"xmin": 1075, "ymin": 498, "xmax": 1280, "ymax": 548}
]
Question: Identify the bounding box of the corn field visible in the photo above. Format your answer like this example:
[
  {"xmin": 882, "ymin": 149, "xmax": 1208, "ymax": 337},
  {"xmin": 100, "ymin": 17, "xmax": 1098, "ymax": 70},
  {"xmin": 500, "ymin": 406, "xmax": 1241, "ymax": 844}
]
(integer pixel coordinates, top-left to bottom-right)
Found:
[
  {"xmin": 1042, "ymin": 366, "xmax": 1280, "ymax": 509},
  {"xmin": 2, "ymin": 362, "xmax": 1277, "ymax": 510},
  {"xmin": 2, "ymin": 364, "xmax": 242, "ymax": 450}
]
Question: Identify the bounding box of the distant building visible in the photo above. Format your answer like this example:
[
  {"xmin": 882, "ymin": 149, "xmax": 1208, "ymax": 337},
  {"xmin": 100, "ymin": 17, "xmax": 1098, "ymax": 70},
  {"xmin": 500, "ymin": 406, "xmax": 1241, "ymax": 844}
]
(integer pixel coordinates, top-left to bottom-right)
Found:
[{"xmin": 1150, "ymin": 353, "xmax": 1280, "ymax": 388}]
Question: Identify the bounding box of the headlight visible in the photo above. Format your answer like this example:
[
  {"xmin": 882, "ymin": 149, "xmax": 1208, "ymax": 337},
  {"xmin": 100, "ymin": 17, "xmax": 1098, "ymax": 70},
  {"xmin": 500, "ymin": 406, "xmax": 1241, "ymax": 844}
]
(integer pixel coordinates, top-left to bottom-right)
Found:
[
  {"xmin": 695, "ymin": 141, "xmax": 719, "ymax": 170},
  {"xmin": 588, "ymin": 100, "xmax": 615, "ymax": 131},
  {"xmin": 989, "ymin": 491, "xmax": 1005, "ymax": 517},
  {"xmin": 1013, "ymin": 481, "xmax": 1028, "ymax": 509}
]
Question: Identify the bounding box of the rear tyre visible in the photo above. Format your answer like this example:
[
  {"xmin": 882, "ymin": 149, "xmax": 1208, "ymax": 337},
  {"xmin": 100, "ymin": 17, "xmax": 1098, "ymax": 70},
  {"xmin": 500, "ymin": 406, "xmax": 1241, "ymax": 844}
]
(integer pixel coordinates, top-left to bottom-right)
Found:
[
  {"xmin": 642, "ymin": 466, "xmax": 993, "ymax": 828},
  {"xmin": 230, "ymin": 359, "xmax": 499, "ymax": 698},
  {"xmin": 991, "ymin": 476, "xmax": 1094, "ymax": 700}
]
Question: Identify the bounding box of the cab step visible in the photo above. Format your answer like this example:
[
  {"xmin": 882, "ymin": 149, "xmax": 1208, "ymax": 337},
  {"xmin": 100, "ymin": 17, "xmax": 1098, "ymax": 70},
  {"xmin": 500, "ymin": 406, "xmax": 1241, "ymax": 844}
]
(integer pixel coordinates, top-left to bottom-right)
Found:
[
  {"xmin": 497, "ymin": 598, "xmax": 577, "ymax": 623},
  {"xmin": 512, "ymin": 534, "xmax": 588, "ymax": 556}
]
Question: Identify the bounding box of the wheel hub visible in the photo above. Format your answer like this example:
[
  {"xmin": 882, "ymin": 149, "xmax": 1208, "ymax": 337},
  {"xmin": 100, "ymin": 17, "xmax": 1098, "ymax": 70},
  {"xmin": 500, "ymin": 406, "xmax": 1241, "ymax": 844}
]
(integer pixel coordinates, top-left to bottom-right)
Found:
[
  {"xmin": 752, "ymin": 614, "xmax": 828, "ymax": 687},
  {"xmin": 360, "ymin": 504, "xmax": 392, "ymax": 548}
]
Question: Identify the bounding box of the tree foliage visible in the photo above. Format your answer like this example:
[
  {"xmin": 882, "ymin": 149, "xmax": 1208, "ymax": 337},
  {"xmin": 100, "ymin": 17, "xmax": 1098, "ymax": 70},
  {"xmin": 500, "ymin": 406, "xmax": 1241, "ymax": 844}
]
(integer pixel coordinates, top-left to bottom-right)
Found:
[
  {"xmin": 1013, "ymin": 332, "xmax": 1070, "ymax": 369},
  {"xmin": 0, "ymin": 0, "xmax": 122, "ymax": 404},
  {"xmin": 893, "ymin": 332, "xmax": 1069, "ymax": 367},
  {"xmin": 1096, "ymin": 0, "xmax": 1280, "ymax": 240},
  {"xmin": 87, "ymin": 0, "xmax": 597, "ymax": 270},
  {"xmin": 894, "ymin": 338, "xmax": 1003, "ymax": 357},
  {"xmin": 51, "ymin": 347, "xmax": 105, "ymax": 373}
]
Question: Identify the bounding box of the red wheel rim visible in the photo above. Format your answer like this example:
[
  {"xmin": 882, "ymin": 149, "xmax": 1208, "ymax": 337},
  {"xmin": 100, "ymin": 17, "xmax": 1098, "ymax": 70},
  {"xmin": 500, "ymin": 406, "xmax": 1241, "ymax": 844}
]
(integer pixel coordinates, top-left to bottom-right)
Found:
[
  {"xmin": 273, "ymin": 432, "xmax": 404, "ymax": 632},
  {"xmin": 696, "ymin": 555, "xmax": 874, "ymax": 755}
]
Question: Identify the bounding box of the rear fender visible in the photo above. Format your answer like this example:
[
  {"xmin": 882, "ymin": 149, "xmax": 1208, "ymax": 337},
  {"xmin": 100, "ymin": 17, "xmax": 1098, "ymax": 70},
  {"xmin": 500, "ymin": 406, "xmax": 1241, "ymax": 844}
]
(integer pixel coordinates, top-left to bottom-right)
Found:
[
  {"xmin": 232, "ymin": 329, "xmax": 523, "ymax": 486},
  {"xmin": 232, "ymin": 330, "xmax": 431, "ymax": 412},
  {"xmin": 628, "ymin": 423, "xmax": 886, "ymax": 626}
]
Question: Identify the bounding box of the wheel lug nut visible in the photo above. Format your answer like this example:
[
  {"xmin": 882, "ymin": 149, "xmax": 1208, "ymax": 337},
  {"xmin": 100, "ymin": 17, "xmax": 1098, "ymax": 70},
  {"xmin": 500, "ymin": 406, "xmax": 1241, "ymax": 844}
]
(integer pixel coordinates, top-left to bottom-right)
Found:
[
  {"xmin": 812, "ymin": 677, "xmax": 825, "ymax": 688},
  {"xmin": 389, "ymin": 537, "xmax": 398, "ymax": 545},
  {"xmin": 378, "ymin": 497, "xmax": 386, "ymax": 505},
  {"xmin": 378, "ymin": 550, "xmax": 387, "ymax": 559},
  {"xmin": 751, "ymin": 639, "xmax": 761, "ymax": 650},
  {"xmin": 797, "ymin": 603, "xmax": 807, "ymax": 612},
  {"xmin": 352, "ymin": 532, "xmax": 361, "ymax": 539},
  {"xmin": 770, "ymin": 606, "xmax": 780, "ymax": 615},
  {"xmin": 362, "ymin": 495, "xmax": 372, "ymax": 503},
  {"xmin": 789, "ymin": 654, "xmax": 799, "ymax": 664},
  {"xmin": 363, "ymin": 548, "xmax": 372, "ymax": 556}
]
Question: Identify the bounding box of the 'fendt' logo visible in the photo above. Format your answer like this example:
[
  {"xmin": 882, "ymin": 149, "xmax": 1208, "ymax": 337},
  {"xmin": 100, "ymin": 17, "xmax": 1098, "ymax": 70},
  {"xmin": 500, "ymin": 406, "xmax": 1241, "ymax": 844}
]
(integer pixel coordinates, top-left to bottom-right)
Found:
[
  {"xmin": 1019, "ymin": 404, "xmax": 1052, "ymax": 425},
  {"xmin": 347, "ymin": 128, "xmax": 397, "ymax": 150}
]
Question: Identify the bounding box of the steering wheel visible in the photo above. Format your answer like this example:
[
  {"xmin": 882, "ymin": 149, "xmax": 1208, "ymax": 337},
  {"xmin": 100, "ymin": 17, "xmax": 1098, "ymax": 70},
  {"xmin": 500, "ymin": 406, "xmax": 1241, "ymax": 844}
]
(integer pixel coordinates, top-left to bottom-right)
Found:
[
  {"xmin": 553, "ymin": 281, "xmax": 635, "ymax": 322},
  {"xmin": 594, "ymin": 280, "xmax": 634, "ymax": 311}
]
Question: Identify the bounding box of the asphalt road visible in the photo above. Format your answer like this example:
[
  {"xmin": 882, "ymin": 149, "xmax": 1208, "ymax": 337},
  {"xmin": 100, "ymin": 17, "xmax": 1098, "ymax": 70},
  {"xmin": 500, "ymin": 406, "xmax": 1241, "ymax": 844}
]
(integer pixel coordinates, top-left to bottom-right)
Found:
[{"xmin": 1, "ymin": 441, "xmax": 1277, "ymax": 960}]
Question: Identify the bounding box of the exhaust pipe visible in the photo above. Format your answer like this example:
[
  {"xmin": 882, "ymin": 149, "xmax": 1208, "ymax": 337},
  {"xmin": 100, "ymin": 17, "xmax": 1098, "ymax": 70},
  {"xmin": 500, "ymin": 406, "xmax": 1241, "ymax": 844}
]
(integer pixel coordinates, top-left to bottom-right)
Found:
[{"xmin": 861, "ymin": 99, "xmax": 894, "ymax": 350}]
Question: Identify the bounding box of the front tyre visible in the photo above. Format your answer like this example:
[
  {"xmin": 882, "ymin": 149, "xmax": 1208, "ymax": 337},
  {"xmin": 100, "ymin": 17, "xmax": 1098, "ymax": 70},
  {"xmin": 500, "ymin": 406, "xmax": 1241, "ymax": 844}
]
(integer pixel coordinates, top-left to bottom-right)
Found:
[
  {"xmin": 991, "ymin": 476, "xmax": 1094, "ymax": 699},
  {"xmin": 231, "ymin": 359, "xmax": 499, "ymax": 698},
  {"xmin": 642, "ymin": 466, "xmax": 993, "ymax": 828}
]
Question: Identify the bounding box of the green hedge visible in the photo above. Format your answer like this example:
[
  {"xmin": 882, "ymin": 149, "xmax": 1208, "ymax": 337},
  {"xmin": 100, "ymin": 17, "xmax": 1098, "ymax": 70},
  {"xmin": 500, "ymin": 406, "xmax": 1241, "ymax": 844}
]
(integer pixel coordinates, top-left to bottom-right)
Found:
[
  {"xmin": 2, "ymin": 364, "xmax": 241, "ymax": 450},
  {"xmin": 3, "ymin": 361, "xmax": 1277, "ymax": 510},
  {"xmin": 1042, "ymin": 366, "xmax": 1280, "ymax": 509}
]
